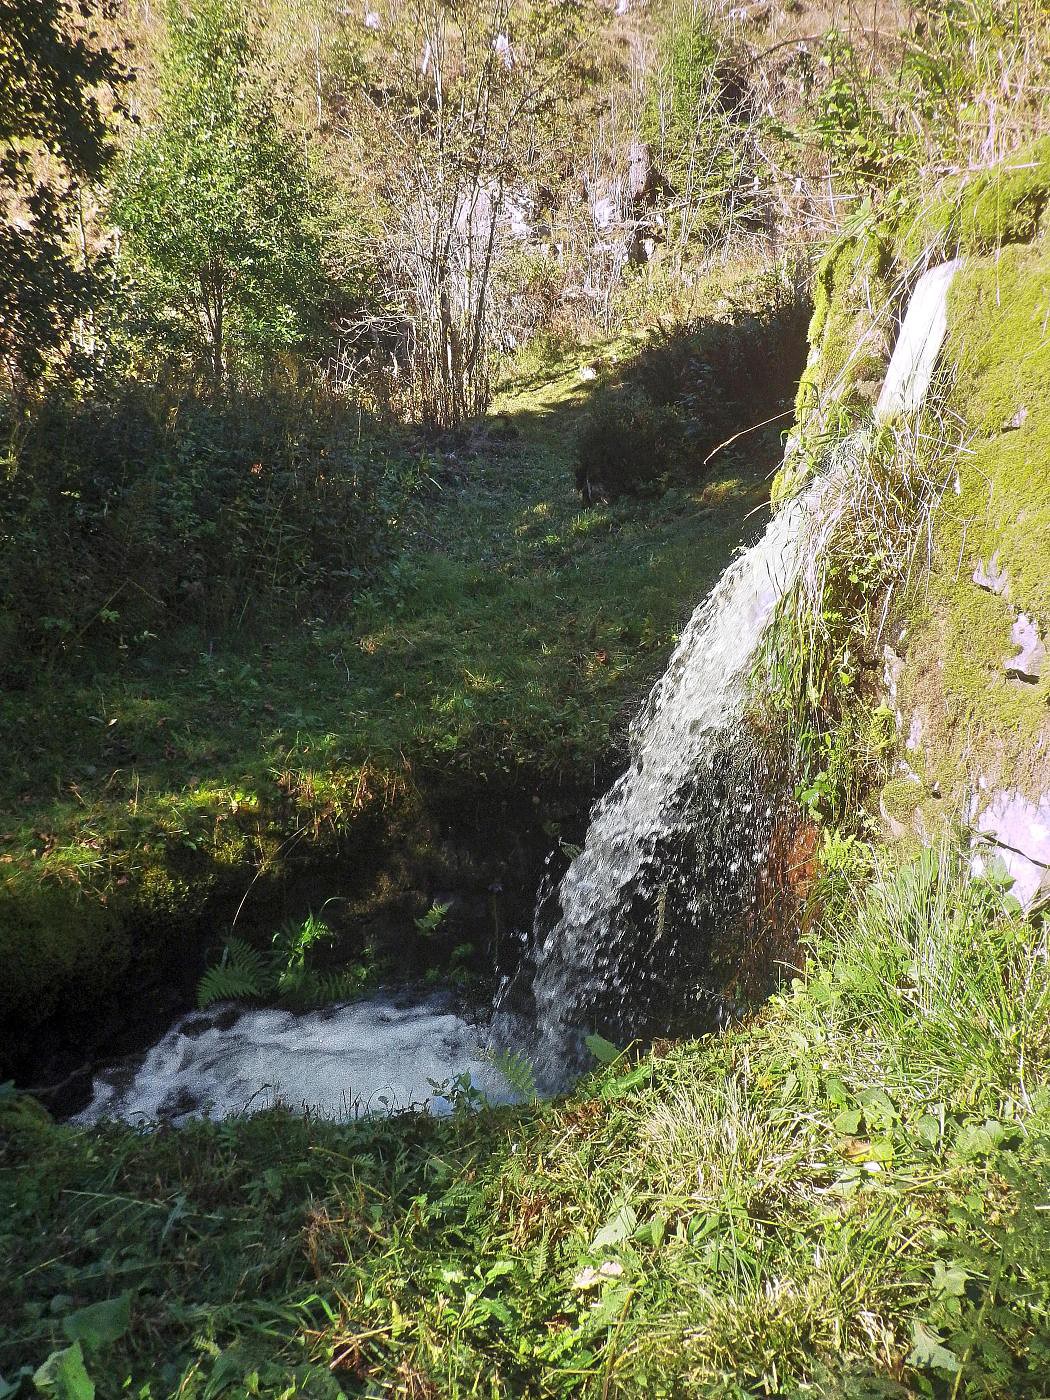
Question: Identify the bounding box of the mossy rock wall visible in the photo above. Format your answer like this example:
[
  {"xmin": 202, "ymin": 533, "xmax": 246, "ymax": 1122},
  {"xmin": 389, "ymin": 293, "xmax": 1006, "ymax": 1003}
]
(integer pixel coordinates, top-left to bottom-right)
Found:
[
  {"xmin": 892, "ymin": 231, "xmax": 1050, "ymax": 821},
  {"xmin": 786, "ymin": 145, "xmax": 1050, "ymax": 869}
]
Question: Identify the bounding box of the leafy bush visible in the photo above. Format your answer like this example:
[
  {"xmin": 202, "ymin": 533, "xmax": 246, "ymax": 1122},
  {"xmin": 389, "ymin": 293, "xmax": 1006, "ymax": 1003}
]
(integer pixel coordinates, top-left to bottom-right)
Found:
[
  {"xmin": 575, "ymin": 385, "xmax": 682, "ymax": 502},
  {"xmin": 108, "ymin": 0, "xmax": 331, "ymax": 388},
  {"xmin": 574, "ymin": 273, "xmax": 809, "ymax": 501},
  {"xmin": 0, "ymin": 385, "xmax": 402, "ymax": 681},
  {"xmin": 642, "ymin": 2, "xmax": 763, "ymax": 249}
]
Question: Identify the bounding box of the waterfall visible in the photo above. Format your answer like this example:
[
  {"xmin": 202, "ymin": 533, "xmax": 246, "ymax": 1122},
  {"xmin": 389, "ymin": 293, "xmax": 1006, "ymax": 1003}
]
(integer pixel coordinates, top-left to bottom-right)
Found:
[
  {"xmin": 521, "ymin": 258, "xmax": 963, "ymax": 1089},
  {"xmin": 71, "ymin": 263, "xmax": 961, "ymax": 1126},
  {"xmin": 518, "ymin": 470, "xmax": 820, "ymax": 1087}
]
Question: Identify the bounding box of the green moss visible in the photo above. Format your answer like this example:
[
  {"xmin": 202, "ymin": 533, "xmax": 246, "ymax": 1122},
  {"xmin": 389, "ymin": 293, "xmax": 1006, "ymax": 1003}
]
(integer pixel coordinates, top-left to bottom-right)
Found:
[
  {"xmin": 896, "ymin": 136, "xmax": 1050, "ymax": 266},
  {"xmin": 791, "ymin": 231, "xmax": 893, "ymax": 478},
  {"xmin": 879, "ymin": 774, "xmax": 926, "ymax": 824},
  {"xmin": 894, "ymin": 232, "xmax": 1050, "ymax": 808}
]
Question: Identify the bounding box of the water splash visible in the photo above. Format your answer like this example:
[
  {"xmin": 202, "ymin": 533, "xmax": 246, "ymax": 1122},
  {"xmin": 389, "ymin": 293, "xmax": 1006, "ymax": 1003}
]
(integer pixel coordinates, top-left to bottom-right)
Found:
[
  {"xmin": 73, "ymin": 995, "xmax": 512, "ymax": 1126},
  {"xmin": 518, "ymin": 483, "xmax": 819, "ymax": 1087}
]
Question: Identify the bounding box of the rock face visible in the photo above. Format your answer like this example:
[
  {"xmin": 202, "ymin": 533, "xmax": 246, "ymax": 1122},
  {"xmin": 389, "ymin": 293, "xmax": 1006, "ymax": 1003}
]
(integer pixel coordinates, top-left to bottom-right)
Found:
[
  {"xmin": 971, "ymin": 789, "xmax": 1050, "ymax": 910},
  {"xmin": 1005, "ymin": 613, "xmax": 1046, "ymax": 682},
  {"xmin": 972, "ymin": 551, "xmax": 1010, "ymax": 597}
]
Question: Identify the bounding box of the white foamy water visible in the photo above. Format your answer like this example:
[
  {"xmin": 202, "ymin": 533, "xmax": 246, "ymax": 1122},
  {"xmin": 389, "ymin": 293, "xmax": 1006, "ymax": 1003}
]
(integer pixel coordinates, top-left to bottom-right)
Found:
[
  {"xmin": 876, "ymin": 259, "xmax": 962, "ymax": 420},
  {"xmin": 74, "ymin": 995, "xmax": 512, "ymax": 1125}
]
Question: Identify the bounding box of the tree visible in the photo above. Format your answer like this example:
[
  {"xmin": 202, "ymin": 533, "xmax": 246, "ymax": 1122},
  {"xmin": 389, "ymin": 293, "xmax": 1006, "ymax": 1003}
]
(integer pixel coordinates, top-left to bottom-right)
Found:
[
  {"xmin": 0, "ymin": 0, "xmax": 125, "ymax": 382},
  {"xmin": 343, "ymin": 0, "xmax": 589, "ymax": 427},
  {"xmin": 111, "ymin": 0, "xmax": 326, "ymax": 388}
]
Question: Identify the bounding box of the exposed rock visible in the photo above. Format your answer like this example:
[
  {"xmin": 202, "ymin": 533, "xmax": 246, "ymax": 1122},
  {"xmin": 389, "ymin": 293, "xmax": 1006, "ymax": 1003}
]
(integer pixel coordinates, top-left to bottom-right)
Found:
[
  {"xmin": 363, "ymin": 9, "xmax": 381, "ymax": 30},
  {"xmin": 882, "ymin": 644, "xmax": 903, "ymax": 702},
  {"xmin": 1005, "ymin": 612, "xmax": 1045, "ymax": 682},
  {"xmin": 592, "ymin": 192, "xmax": 619, "ymax": 231},
  {"xmin": 1002, "ymin": 405, "xmax": 1028, "ymax": 432},
  {"xmin": 972, "ymin": 550, "xmax": 1010, "ymax": 597},
  {"xmin": 905, "ymin": 709, "xmax": 924, "ymax": 752},
  {"xmin": 970, "ymin": 789, "xmax": 1050, "ymax": 910},
  {"xmin": 493, "ymin": 34, "xmax": 514, "ymax": 70}
]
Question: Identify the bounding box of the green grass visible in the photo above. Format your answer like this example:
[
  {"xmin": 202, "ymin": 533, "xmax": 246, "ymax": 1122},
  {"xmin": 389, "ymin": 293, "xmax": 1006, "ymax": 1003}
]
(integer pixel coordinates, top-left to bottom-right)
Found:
[
  {"xmin": 3, "ymin": 846, "xmax": 1047, "ymax": 1397},
  {"xmin": 0, "ymin": 340, "xmax": 777, "ymax": 1050}
]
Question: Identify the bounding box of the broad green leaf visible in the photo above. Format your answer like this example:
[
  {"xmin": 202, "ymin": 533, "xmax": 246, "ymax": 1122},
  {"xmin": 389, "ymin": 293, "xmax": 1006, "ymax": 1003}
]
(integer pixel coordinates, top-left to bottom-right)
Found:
[
  {"xmin": 590, "ymin": 1202, "xmax": 637, "ymax": 1250},
  {"xmin": 599, "ymin": 1064, "xmax": 650, "ymax": 1100},
  {"xmin": 633, "ymin": 1213, "xmax": 667, "ymax": 1247},
  {"xmin": 1, "ymin": 1370, "xmax": 33, "ymax": 1400},
  {"xmin": 955, "ymin": 1119, "xmax": 1005, "ymax": 1160},
  {"xmin": 908, "ymin": 1320, "xmax": 960, "ymax": 1374},
  {"xmin": 584, "ymin": 1034, "xmax": 622, "ymax": 1066},
  {"xmin": 833, "ymin": 1108, "xmax": 863, "ymax": 1135},
  {"xmin": 931, "ymin": 1262, "xmax": 970, "ymax": 1300},
  {"xmin": 32, "ymin": 1343, "xmax": 95, "ymax": 1400},
  {"xmin": 915, "ymin": 1113, "xmax": 942, "ymax": 1146},
  {"xmin": 587, "ymin": 1283, "xmax": 631, "ymax": 1327},
  {"xmin": 62, "ymin": 1294, "xmax": 131, "ymax": 1352}
]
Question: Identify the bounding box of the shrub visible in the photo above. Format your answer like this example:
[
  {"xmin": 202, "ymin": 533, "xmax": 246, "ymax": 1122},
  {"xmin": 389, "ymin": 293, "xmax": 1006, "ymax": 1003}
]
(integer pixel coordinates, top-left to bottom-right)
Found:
[
  {"xmin": 574, "ymin": 272, "xmax": 810, "ymax": 501},
  {"xmin": 0, "ymin": 385, "xmax": 400, "ymax": 682},
  {"xmin": 575, "ymin": 385, "xmax": 682, "ymax": 502}
]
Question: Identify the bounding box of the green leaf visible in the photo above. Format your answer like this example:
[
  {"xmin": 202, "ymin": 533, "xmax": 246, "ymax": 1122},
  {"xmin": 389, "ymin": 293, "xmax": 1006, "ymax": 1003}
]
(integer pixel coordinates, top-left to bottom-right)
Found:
[
  {"xmin": 908, "ymin": 1319, "xmax": 960, "ymax": 1374},
  {"xmin": 633, "ymin": 1214, "xmax": 667, "ymax": 1247},
  {"xmin": 599, "ymin": 1064, "xmax": 650, "ymax": 1100},
  {"xmin": 590, "ymin": 1202, "xmax": 638, "ymax": 1250},
  {"xmin": 833, "ymin": 1108, "xmax": 863, "ymax": 1135},
  {"xmin": 1, "ymin": 1370, "xmax": 33, "ymax": 1400},
  {"xmin": 62, "ymin": 1294, "xmax": 131, "ymax": 1352},
  {"xmin": 584, "ymin": 1034, "xmax": 622, "ymax": 1066},
  {"xmin": 915, "ymin": 1113, "xmax": 942, "ymax": 1146},
  {"xmin": 931, "ymin": 1262, "xmax": 970, "ymax": 1301},
  {"xmin": 954, "ymin": 1119, "xmax": 1006, "ymax": 1160},
  {"xmin": 32, "ymin": 1343, "xmax": 95, "ymax": 1400},
  {"xmin": 586, "ymin": 1283, "xmax": 631, "ymax": 1328}
]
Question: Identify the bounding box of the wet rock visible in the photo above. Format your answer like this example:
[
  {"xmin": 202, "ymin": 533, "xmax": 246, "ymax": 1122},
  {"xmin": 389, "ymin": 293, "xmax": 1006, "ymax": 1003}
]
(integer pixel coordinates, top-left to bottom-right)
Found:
[
  {"xmin": 1005, "ymin": 613, "xmax": 1045, "ymax": 682},
  {"xmin": 971, "ymin": 789, "xmax": 1050, "ymax": 910},
  {"xmin": 972, "ymin": 550, "xmax": 1010, "ymax": 597},
  {"xmin": 906, "ymin": 710, "xmax": 924, "ymax": 752}
]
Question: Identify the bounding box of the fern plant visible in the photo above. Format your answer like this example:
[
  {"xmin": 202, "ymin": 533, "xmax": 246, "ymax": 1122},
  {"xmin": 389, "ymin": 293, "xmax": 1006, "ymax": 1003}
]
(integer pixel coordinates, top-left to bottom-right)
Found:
[
  {"xmin": 196, "ymin": 913, "xmax": 373, "ymax": 1011},
  {"xmin": 197, "ymin": 937, "xmax": 272, "ymax": 1008},
  {"xmin": 487, "ymin": 1048, "xmax": 539, "ymax": 1104}
]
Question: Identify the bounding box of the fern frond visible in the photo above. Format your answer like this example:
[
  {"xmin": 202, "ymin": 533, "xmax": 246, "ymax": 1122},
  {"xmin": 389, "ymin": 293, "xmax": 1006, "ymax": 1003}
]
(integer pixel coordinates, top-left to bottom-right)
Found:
[
  {"xmin": 276, "ymin": 966, "xmax": 360, "ymax": 1010},
  {"xmin": 197, "ymin": 937, "xmax": 272, "ymax": 1009},
  {"xmin": 488, "ymin": 1048, "xmax": 539, "ymax": 1104}
]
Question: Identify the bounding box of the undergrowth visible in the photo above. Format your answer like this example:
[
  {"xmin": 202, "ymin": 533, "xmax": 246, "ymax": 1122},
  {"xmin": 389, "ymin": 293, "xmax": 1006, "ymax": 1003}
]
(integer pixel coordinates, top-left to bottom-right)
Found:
[{"xmin": 2, "ymin": 847, "xmax": 1047, "ymax": 1396}]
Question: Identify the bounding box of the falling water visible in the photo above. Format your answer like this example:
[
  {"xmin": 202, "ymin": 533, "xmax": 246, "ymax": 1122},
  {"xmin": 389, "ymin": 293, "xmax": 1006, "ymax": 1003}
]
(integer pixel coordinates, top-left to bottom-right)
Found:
[
  {"xmin": 71, "ymin": 262, "xmax": 961, "ymax": 1125},
  {"xmin": 520, "ymin": 257, "xmax": 964, "ymax": 1089}
]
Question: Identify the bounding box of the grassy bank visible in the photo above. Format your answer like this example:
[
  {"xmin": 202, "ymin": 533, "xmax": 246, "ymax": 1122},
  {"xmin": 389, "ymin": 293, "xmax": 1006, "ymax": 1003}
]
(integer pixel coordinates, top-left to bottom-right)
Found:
[
  {"xmin": 3, "ymin": 845, "xmax": 1047, "ymax": 1396},
  {"xmin": 0, "ymin": 334, "xmax": 782, "ymax": 1067}
]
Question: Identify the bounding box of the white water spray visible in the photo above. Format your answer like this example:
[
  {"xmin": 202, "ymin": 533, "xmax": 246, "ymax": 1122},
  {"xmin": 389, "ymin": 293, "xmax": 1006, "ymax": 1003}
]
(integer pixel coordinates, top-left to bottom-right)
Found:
[{"xmin": 73, "ymin": 996, "xmax": 512, "ymax": 1126}]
